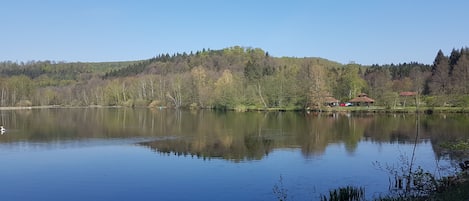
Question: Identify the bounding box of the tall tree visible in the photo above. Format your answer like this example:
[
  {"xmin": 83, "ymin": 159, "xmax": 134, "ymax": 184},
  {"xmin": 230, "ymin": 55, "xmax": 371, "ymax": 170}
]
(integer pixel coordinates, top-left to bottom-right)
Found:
[
  {"xmin": 364, "ymin": 67, "xmax": 393, "ymax": 106},
  {"xmin": 429, "ymin": 50, "xmax": 451, "ymax": 98},
  {"xmin": 7, "ymin": 75, "xmax": 34, "ymax": 106},
  {"xmin": 335, "ymin": 64, "xmax": 367, "ymax": 101},
  {"xmin": 243, "ymin": 61, "xmax": 268, "ymax": 108},
  {"xmin": 451, "ymin": 51, "xmax": 469, "ymax": 94},
  {"xmin": 270, "ymin": 65, "xmax": 300, "ymax": 107},
  {"xmin": 300, "ymin": 62, "xmax": 328, "ymax": 109},
  {"xmin": 214, "ymin": 70, "xmax": 241, "ymax": 109},
  {"xmin": 190, "ymin": 66, "xmax": 213, "ymax": 108},
  {"xmin": 166, "ymin": 74, "xmax": 190, "ymax": 108},
  {"xmin": 449, "ymin": 48, "xmax": 461, "ymax": 70}
]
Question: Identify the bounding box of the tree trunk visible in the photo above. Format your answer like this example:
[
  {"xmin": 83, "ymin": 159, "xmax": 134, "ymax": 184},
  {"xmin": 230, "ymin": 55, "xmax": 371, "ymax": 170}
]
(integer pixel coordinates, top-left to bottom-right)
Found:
[{"xmin": 257, "ymin": 82, "xmax": 267, "ymax": 108}]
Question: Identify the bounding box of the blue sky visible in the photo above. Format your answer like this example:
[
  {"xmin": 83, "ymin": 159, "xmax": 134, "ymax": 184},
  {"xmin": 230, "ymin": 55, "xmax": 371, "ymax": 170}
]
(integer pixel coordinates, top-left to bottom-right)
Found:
[{"xmin": 1, "ymin": 0, "xmax": 468, "ymax": 65}]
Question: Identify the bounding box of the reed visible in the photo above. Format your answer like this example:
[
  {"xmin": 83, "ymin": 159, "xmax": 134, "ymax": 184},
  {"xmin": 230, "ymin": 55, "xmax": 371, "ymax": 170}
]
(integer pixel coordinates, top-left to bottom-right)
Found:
[{"xmin": 320, "ymin": 186, "xmax": 365, "ymax": 201}]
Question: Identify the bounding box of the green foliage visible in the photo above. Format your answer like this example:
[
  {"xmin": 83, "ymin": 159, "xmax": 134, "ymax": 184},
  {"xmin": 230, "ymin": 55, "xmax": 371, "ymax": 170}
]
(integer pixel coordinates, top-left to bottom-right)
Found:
[
  {"xmin": 15, "ymin": 100, "xmax": 32, "ymax": 107},
  {"xmin": 335, "ymin": 64, "xmax": 368, "ymax": 100},
  {"xmin": 381, "ymin": 92, "xmax": 399, "ymax": 109},
  {"xmin": 244, "ymin": 60, "xmax": 262, "ymax": 81},
  {"xmin": 374, "ymin": 62, "xmax": 432, "ymax": 81},
  {"xmin": 452, "ymin": 95, "xmax": 469, "ymax": 107},
  {"xmin": 422, "ymin": 96, "xmax": 442, "ymax": 107},
  {"xmin": 214, "ymin": 70, "xmax": 242, "ymax": 109}
]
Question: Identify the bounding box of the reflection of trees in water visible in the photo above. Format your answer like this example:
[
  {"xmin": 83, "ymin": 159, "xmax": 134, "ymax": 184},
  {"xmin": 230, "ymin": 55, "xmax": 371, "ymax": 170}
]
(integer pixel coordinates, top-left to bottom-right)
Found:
[
  {"xmin": 363, "ymin": 114, "xmax": 424, "ymax": 143},
  {"xmin": 424, "ymin": 114, "xmax": 469, "ymax": 160},
  {"xmin": 2, "ymin": 109, "xmax": 469, "ymax": 161},
  {"xmin": 298, "ymin": 112, "xmax": 372, "ymax": 157},
  {"xmin": 139, "ymin": 136, "xmax": 274, "ymax": 162},
  {"xmin": 139, "ymin": 112, "xmax": 376, "ymax": 161},
  {"xmin": 363, "ymin": 113, "xmax": 469, "ymax": 160}
]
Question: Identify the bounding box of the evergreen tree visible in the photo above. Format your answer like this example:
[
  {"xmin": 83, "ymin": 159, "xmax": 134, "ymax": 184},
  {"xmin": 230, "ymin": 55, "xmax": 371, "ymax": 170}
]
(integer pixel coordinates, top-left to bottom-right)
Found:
[
  {"xmin": 243, "ymin": 60, "xmax": 262, "ymax": 81},
  {"xmin": 449, "ymin": 48, "xmax": 461, "ymax": 69},
  {"xmin": 451, "ymin": 52, "xmax": 469, "ymax": 94},
  {"xmin": 429, "ymin": 50, "xmax": 451, "ymax": 98}
]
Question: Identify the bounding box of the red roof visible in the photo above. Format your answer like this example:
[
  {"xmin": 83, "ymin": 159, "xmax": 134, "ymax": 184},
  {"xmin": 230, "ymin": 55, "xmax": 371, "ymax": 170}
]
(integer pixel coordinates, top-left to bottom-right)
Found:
[{"xmin": 349, "ymin": 96, "xmax": 375, "ymax": 103}]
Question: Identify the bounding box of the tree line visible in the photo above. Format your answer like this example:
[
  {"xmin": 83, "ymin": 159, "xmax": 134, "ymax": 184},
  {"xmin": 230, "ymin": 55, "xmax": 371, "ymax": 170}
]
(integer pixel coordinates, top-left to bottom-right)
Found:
[{"xmin": 0, "ymin": 46, "xmax": 467, "ymax": 109}]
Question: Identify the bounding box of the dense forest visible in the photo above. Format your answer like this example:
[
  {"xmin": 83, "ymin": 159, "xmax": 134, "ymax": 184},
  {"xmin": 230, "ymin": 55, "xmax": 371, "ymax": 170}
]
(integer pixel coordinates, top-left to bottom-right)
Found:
[{"xmin": 0, "ymin": 46, "xmax": 468, "ymax": 110}]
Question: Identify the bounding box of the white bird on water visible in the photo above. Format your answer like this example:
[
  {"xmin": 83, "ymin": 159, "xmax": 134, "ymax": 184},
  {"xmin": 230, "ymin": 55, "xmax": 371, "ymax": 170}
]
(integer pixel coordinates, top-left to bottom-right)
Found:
[{"xmin": 0, "ymin": 126, "xmax": 6, "ymax": 134}]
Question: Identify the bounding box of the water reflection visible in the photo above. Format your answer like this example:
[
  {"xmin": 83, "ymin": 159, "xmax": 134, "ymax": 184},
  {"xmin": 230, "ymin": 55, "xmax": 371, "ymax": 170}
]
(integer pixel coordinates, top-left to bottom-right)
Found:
[
  {"xmin": 139, "ymin": 136, "xmax": 275, "ymax": 162},
  {"xmin": 2, "ymin": 109, "xmax": 469, "ymax": 200},
  {"xmin": 1, "ymin": 109, "xmax": 468, "ymax": 161},
  {"xmin": 139, "ymin": 111, "xmax": 469, "ymax": 162}
]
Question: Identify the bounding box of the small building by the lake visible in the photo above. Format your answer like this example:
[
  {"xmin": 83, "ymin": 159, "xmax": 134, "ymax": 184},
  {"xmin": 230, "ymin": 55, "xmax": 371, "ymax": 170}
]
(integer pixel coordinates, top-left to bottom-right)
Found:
[
  {"xmin": 324, "ymin": 96, "xmax": 340, "ymax": 107},
  {"xmin": 349, "ymin": 93, "xmax": 375, "ymax": 106},
  {"xmin": 399, "ymin": 91, "xmax": 417, "ymax": 107}
]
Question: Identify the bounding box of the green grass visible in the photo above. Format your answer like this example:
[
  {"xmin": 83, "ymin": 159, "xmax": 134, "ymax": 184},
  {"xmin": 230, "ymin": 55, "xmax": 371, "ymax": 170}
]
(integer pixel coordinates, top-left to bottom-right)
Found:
[{"xmin": 322, "ymin": 106, "xmax": 469, "ymax": 113}]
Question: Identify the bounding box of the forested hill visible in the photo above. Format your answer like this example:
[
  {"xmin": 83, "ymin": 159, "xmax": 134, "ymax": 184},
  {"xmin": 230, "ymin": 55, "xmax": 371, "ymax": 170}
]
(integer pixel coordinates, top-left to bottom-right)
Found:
[
  {"xmin": 0, "ymin": 46, "xmax": 467, "ymax": 110},
  {"xmin": 0, "ymin": 60, "xmax": 139, "ymax": 80},
  {"xmin": 103, "ymin": 46, "xmax": 342, "ymax": 78}
]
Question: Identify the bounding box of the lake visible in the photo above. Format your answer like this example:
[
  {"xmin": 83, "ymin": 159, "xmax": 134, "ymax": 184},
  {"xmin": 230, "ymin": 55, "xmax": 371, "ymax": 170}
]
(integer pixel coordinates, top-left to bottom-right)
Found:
[{"xmin": 0, "ymin": 108, "xmax": 468, "ymax": 201}]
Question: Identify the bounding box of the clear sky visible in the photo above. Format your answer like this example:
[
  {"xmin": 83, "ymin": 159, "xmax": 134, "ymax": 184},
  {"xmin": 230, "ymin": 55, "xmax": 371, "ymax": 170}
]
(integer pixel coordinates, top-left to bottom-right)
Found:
[{"xmin": 1, "ymin": 0, "xmax": 468, "ymax": 65}]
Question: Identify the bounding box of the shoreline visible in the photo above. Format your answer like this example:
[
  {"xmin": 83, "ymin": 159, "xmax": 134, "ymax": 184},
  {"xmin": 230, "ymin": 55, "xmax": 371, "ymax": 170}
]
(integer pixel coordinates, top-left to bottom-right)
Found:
[
  {"xmin": 0, "ymin": 105, "xmax": 59, "ymax": 110},
  {"xmin": 1, "ymin": 105, "xmax": 469, "ymax": 114},
  {"xmin": 0, "ymin": 105, "xmax": 122, "ymax": 110}
]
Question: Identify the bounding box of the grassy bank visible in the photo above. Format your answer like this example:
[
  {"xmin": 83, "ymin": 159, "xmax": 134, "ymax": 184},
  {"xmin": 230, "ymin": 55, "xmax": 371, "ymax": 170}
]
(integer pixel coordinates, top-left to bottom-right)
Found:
[
  {"xmin": 316, "ymin": 106, "xmax": 469, "ymax": 114},
  {"xmin": 217, "ymin": 104, "xmax": 469, "ymax": 113}
]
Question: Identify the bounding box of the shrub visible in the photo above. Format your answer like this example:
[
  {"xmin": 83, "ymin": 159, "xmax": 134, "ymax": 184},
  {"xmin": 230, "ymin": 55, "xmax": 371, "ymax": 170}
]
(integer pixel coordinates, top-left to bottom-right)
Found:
[
  {"xmin": 148, "ymin": 100, "xmax": 163, "ymax": 108},
  {"xmin": 16, "ymin": 100, "xmax": 32, "ymax": 107}
]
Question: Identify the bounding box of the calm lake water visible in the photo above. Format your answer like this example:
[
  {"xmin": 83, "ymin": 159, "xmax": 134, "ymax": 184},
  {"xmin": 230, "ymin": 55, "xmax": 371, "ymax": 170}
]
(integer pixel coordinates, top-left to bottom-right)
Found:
[{"xmin": 0, "ymin": 108, "xmax": 468, "ymax": 201}]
